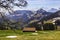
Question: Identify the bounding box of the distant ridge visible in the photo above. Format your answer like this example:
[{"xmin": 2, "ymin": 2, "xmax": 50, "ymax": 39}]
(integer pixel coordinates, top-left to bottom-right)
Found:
[{"xmin": 48, "ymin": 8, "xmax": 58, "ymax": 13}]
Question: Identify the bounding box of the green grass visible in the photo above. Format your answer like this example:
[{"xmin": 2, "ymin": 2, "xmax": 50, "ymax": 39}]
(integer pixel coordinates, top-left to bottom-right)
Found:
[{"xmin": 0, "ymin": 30, "xmax": 60, "ymax": 40}]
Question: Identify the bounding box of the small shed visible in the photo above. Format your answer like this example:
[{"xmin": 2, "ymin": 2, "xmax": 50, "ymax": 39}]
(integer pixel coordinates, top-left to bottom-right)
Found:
[{"xmin": 23, "ymin": 27, "xmax": 36, "ymax": 32}]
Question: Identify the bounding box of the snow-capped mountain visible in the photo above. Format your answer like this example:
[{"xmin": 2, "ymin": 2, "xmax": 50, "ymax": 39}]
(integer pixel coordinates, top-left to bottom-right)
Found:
[
  {"xmin": 48, "ymin": 8, "xmax": 58, "ymax": 13},
  {"xmin": 5, "ymin": 10, "xmax": 34, "ymax": 23},
  {"xmin": 37, "ymin": 8, "xmax": 46, "ymax": 14},
  {"xmin": 36, "ymin": 8, "xmax": 53, "ymax": 15},
  {"xmin": 13, "ymin": 10, "xmax": 34, "ymax": 18}
]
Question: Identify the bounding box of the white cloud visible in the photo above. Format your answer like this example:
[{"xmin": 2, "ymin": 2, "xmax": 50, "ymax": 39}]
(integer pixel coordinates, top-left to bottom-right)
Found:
[{"xmin": 13, "ymin": 0, "xmax": 60, "ymax": 10}]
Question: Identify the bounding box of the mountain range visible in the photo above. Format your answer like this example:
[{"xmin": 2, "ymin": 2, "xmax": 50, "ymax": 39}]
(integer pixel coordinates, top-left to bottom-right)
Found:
[
  {"xmin": 6, "ymin": 8, "xmax": 59, "ymax": 20},
  {"xmin": 1, "ymin": 8, "xmax": 60, "ymax": 27},
  {"xmin": 41, "ymin": 10, "xmax": 60, "ymax": 21}
]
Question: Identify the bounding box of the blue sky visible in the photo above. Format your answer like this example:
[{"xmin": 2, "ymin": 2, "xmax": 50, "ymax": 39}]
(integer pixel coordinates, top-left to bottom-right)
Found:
[{"xmin": 14, "ymin": 0, "xmax": 60, "ymax": 11}]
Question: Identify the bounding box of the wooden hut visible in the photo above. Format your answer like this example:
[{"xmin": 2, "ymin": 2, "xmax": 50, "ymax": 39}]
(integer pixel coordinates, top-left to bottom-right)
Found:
[{"xmin": 23, "ymin": 27, "xmax": 36, "ymax": 32}]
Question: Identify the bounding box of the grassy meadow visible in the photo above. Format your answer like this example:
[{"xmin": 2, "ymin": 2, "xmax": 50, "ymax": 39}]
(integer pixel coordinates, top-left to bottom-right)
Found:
[{"xmin": 0, "ymin": 30, "xmax": 60, "ymax": 40}]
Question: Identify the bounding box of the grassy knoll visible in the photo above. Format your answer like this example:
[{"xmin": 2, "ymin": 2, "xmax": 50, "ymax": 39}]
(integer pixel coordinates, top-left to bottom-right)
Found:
[{"xmin": 0, "ymin": 30, "xmax": 60, "ymax": 40}]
